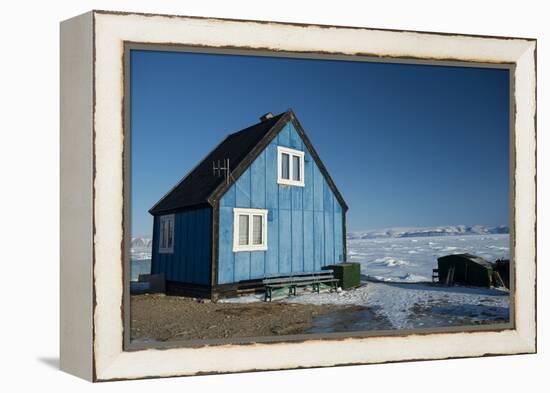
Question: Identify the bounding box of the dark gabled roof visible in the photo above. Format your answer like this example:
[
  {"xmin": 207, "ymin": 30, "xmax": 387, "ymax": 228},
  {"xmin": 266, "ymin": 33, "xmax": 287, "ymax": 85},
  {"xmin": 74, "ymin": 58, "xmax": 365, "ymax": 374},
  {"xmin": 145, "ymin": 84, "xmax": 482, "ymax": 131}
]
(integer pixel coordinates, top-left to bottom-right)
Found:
[
  {"xmin": 438, "ymin": 253, "xmax": 493, "ymax": 268},
  {"xmin": 149, "ymin": 113, "xmax": 285, "ymax": 214},
  {"xmin": 150, "ymin": 109, "xmax": 348, "ymax": 215}
]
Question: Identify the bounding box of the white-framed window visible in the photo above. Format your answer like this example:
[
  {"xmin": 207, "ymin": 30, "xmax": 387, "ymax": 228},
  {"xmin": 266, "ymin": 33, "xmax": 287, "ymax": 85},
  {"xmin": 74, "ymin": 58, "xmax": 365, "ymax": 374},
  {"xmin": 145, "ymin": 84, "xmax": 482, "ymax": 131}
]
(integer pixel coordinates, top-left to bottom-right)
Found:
[
  {"xmin": 159, "ymin": 214, "xmax": 175, "ymax": 254},
  {"xmin": 233, "ymin": 208, "xmax": 268, "ymax": 252},
  {"xmin": 277, "ymin": 146, "xmax": 305, "ymax": 187}
]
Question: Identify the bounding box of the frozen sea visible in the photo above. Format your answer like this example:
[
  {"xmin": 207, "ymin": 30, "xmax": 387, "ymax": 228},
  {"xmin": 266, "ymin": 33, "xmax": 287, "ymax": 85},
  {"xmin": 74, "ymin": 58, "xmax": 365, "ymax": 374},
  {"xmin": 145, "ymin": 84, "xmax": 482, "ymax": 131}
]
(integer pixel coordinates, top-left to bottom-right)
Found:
[
  {"xmin": 348, "ymin": 234, "xmax": 510, "ymax": 283},
  {"xmin": 131, "ymin": 247, "xmax": 152, "ymax": 281}
]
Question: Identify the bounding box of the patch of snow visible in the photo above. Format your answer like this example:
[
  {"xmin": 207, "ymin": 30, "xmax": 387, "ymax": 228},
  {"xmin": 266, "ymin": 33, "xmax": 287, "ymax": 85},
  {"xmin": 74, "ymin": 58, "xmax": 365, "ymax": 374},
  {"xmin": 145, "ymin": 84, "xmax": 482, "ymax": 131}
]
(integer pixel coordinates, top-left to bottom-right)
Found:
[
  {"xmin": 218, "ymin": 294, "xmax": 264, "ymax": 304},
  {"xmin": 372, "ymin": 257, "xmax": 411, "ymax": 267},
  {"xmin": 284, "ymin": 281, "xmax": 509, "ymax": 329}
]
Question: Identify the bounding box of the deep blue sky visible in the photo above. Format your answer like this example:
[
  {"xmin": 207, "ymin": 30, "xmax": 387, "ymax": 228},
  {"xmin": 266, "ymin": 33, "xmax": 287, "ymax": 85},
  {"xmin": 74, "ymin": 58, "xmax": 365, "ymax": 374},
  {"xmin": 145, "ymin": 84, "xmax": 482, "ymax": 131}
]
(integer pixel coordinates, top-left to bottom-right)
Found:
[{"xmin": 131, "ymin": 49, "xmax": 509, "ymax": 236}]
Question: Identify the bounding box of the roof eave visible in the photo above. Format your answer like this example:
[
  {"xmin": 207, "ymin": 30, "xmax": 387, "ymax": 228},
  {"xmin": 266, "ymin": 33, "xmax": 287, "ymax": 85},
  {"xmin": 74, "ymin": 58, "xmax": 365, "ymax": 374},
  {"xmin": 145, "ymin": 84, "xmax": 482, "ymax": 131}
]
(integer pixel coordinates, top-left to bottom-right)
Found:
[
  {"xmin": 147, "ymin": 133, "xmax": 233, "ymax": 215},
  {"xmin": 149, "ymin": 201, "xmax": 213, "ymax": 216}
]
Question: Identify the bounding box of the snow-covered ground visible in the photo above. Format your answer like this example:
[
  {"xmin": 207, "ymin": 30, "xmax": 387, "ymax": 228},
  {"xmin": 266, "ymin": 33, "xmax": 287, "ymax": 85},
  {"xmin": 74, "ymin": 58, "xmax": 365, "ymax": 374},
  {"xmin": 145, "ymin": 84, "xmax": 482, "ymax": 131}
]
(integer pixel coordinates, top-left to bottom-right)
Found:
[
  {"xmin": 221, "ymin": 282, "xmax": 509, "ymax": 330},
  {"xmin": 131, "ymin": 229, "xmax": 511, "ymax": 329},
  {"xmin": 219, "ymin": 231, "xmax": 511, "ymax": 330},
  {"xmin": 289, "ymin": 282, "xmax": 508, "ymax": 329}
]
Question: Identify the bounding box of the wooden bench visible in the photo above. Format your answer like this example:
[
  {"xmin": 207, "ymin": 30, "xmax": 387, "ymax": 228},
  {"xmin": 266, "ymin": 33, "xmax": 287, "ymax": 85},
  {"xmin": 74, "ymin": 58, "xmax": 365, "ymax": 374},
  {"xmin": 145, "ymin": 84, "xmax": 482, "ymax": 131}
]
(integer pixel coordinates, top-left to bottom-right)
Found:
[{"xmin": 262, "ymin": 270, "xmax": 339, "ymax": 302}]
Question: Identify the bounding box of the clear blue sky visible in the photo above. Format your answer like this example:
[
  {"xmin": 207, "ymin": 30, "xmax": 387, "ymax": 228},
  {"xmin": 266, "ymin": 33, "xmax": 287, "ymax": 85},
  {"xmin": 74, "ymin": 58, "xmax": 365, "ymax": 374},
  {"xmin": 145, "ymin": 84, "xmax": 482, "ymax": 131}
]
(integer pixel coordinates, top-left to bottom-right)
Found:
[{"xmin": 131, "ymin": 49, "xmax": 509, "ymax": 237}]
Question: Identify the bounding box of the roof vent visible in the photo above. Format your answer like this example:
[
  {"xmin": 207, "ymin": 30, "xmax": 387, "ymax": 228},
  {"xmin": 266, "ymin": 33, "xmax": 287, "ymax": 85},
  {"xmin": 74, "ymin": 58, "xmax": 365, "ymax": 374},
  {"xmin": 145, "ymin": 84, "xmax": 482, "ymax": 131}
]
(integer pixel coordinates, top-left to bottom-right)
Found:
[{"xmin": 259, "ymin": 112, "xmax": 274, "ymax": 122}]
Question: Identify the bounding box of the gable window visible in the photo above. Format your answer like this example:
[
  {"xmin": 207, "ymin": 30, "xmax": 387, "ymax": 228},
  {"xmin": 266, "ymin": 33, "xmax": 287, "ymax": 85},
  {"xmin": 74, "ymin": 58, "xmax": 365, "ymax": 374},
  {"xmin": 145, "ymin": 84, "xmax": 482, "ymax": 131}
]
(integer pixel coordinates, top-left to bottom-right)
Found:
[
  {"xmin": 233, "ymin": 208, "xmax": 268, "ymax": 252},
  {"xmin": 159, "ymin": 214, "xmax": 175, "ymax": 254},
  {"xmin": 277, "ymin": 146, "xmax": 305, "ymax": 187}
]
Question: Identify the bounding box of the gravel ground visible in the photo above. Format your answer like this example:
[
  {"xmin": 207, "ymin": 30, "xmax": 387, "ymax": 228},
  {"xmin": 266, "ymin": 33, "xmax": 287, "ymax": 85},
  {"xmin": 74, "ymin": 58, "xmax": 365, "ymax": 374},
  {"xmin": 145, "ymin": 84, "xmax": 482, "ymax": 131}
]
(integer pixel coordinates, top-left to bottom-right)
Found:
[
  {"xmin": 130, "ymin": 294, "xmax": 365, "ymax": 342},
  {"xmin": 131, "ymin": 281, "xmax": 508, "ymax": 344}
]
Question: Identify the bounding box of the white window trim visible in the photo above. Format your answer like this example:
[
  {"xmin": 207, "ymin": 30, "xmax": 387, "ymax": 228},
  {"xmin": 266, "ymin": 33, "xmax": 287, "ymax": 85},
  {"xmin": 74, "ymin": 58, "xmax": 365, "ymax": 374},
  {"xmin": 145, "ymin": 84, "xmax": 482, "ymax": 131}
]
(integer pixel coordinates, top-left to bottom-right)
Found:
[
  {"xmin": 233, "ymin": 208, "xmax": 268, "ymax": 252},
  {"xmin": 158, "ymin": 214, "xmax": 175, "ymax": 254},
  {"xmin": 277, "ymin": 146, "xmax": 305, "ymax": 187}
]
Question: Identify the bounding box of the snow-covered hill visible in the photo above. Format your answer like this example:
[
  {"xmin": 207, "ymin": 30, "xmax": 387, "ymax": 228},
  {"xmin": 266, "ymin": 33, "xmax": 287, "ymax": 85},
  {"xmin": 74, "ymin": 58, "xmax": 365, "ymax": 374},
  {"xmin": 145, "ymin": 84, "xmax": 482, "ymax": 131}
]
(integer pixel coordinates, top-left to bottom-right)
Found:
[
  {"xmin": 347, "ymin": 225, "xmax": 508, "ymax": 240},
  {"xmin": 131, "ymin": 237, "xmax": 152, "ymax": 248}
]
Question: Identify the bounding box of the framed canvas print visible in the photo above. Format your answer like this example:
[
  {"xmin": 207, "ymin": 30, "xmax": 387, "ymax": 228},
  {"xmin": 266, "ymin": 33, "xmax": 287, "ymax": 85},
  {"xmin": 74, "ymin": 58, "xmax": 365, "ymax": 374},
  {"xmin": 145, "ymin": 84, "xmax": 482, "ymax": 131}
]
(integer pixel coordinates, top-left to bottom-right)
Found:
[{"xmin": 60, "ymin": 10, "xmax": 537, "ymax": 381}]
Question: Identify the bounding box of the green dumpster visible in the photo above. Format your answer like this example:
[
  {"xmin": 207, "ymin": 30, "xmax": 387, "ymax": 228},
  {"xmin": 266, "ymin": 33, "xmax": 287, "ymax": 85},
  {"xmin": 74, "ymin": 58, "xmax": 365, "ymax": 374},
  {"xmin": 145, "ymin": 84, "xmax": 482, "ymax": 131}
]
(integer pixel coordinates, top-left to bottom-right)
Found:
[{"xmin": 324, "ymin": 263, "xmax": 361, "ymax": 289}]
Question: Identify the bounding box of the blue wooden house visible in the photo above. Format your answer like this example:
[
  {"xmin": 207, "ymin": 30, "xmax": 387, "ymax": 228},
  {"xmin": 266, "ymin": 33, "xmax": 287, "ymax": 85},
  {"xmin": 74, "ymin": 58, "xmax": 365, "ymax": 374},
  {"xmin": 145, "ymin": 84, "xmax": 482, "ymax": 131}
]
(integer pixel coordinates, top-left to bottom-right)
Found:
[{"xmin": 149, "ymin": 109, "xmax": 348, "ymax": 298}]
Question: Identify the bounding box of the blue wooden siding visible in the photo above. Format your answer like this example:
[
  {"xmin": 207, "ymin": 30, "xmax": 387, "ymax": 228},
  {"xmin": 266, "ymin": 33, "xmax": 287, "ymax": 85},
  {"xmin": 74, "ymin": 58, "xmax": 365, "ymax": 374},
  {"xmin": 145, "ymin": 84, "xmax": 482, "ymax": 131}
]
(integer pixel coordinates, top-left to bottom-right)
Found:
[
  {"xmin": 217, "ymin": 122, "xmax": 345, "ymax": 284},
  {"xmin": 150, "ymin": 208, "xmax": 212, "ymax": 284}
]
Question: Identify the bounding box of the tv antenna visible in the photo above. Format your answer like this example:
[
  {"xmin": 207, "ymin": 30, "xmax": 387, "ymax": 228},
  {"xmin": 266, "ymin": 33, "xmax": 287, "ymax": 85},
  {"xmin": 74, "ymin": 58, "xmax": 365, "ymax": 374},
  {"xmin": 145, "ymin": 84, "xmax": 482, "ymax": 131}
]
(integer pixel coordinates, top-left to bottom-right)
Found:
[{"xmin": 213, "ymin": 158, "xmax": 231, "ymax": 185}]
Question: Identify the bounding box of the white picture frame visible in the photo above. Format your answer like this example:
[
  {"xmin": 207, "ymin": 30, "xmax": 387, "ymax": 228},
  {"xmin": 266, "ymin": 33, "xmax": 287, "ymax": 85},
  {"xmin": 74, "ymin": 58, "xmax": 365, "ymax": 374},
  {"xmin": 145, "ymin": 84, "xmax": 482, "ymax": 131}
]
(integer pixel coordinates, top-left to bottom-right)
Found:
[{"xmin": 60, "ymin": 10, "xmax": 536, "ymax": 381}]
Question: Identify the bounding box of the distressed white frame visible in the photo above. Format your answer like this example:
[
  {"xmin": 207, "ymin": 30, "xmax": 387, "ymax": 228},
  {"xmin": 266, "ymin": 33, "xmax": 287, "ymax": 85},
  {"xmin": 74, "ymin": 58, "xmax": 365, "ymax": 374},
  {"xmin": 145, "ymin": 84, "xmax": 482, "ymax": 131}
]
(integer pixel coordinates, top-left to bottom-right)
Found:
[
  {"xmin": 232, "ymin": 208, "xmax": 268, "ymax": 252},
  {"xmin": 277, "ymin": 146, "xmax": 305, "ymax": 187},
  {"xmin": 60, "ymin": 10, "xmax": 536, "ymax": 382},
  {"xmin": 158, "ymin": 214, "xmax": 175, "ymax": 254}
]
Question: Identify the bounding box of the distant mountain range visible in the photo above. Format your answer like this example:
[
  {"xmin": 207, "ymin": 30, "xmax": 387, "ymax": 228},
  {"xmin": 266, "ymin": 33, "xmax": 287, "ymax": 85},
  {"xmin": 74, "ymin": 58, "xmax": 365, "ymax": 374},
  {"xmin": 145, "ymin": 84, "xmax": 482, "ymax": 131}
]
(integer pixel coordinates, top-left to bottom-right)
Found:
[
  {"xmin": 346, "ymin": 225, "xmax": 509, "ymax": 240},
  {"xmin": 131, "ymin": 225, "xmax": 509, "ymax": 247}
]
